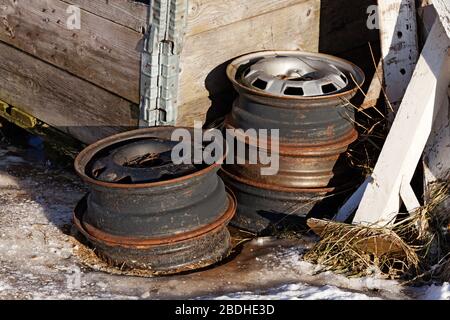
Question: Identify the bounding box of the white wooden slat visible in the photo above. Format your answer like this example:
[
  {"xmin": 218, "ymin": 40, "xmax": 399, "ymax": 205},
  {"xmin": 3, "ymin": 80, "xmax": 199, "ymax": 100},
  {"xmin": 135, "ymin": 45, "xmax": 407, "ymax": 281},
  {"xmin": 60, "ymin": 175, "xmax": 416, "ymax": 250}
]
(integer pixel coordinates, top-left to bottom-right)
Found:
[
  {"xmin": 400, "ymin": 180, "xmax": 421, "ymax": 213},
  {"xmin": 432, "ymin": 0, "xmax": 450, "ymax": 39},
  {"xmin": 378, "ymin": 0, "xmax": 419, "ymax": 115},
  {"xmin": 334, "ymin": 179, "xmax": 370, "ymax": 222},
  {"xmin": 352, "ymin": 20, "xmax": 450, "ymax": 227},
  {"xmin": 359, "ymin": 60, "xmax": 383, "ymax": 111}
]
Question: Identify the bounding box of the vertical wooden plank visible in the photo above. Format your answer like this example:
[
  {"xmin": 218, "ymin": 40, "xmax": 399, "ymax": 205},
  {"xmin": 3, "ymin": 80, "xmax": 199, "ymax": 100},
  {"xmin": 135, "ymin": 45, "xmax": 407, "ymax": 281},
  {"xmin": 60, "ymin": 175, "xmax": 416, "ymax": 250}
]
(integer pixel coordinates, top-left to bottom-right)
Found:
[
  {"xmin": 334, "ymin": 179, "xmax": 371, "ymax": 222},
  {"xmin": 352, "ymin": 20, "xmax": 449, "ymax": 226},
  {"xmin": 378, "ymin": 0, "xmax": 419, "ymax": 115},
  {"xmin": 400, "ymin": 180, "xmax": 421, "ymax": 212}
]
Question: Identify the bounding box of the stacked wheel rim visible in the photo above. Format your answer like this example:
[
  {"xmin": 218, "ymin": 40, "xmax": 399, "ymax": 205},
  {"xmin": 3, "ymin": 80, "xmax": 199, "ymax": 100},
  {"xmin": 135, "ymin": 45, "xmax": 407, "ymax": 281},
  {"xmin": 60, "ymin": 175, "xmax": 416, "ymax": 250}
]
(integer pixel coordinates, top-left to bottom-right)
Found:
[{"xmin": 223, "ymin": 51, "xmax": 365, "ymax": 234}]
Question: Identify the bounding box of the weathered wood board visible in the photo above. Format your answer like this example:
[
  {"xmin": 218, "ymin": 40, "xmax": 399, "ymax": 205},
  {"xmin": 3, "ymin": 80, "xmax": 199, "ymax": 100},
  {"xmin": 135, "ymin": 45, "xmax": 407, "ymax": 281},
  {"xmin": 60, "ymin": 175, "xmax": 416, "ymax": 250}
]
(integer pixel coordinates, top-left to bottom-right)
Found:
[
  {"xmin": 0, "ymin": 0, "xmax": 142, "ymax": 103},
  {"xmin": 178, "ymin": 0, "xmax": 320, "ymax": 125},
  {"xmin": 60, "ymin": 0, "xmax": 315, "ymax": 37},
  {"xmin": 61, "ymin": 0, "xmax": 148, "ymax": 32},
  {"xmin": 0, "ymin": 41, "xmax": 138, "ymax": 144},
  {"xmin": 185, "ymin": 0, "xmax": 316, "ymax": 36},
  {"xmin": 422, "ymin": 1, "xmax": 450, "ymax": 197},
  {"xmin": 378, "ymin": 0, "xmax": 419, "ymax": 115},
  {"xmin": 423, "ymin": 91, "xmax": 450, "ymax": 194}
]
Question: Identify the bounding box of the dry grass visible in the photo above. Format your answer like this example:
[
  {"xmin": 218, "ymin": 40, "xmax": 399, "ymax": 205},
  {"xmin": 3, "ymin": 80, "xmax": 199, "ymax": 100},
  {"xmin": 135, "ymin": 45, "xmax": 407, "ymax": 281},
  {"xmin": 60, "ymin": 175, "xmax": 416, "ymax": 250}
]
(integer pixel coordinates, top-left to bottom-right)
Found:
[
  {"xmin": 304, "ymin": 220, "xmax": 420, "ymax": 279},
  {"xmin": 304, "ymin": 181, "xmax": 450, "ymax": 282},
  {"xmin": 406, "ymin": 181, "xmax": 450, "ymax": 283}
]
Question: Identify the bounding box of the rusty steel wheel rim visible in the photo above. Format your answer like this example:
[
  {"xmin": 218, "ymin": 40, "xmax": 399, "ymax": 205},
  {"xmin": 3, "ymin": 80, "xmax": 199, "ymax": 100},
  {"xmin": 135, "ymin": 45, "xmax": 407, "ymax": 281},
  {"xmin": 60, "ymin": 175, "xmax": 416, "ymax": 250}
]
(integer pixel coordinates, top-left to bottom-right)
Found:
[
  {"xmin": 227, "ymin": 50, "xmax": 365, "ymax": 101},
  {"xmin": 221, "ymin": 51, "xmax": 364, "ymax": 233},
  {"xmin": 73, "ymin": 192, "xmax": 236, "ymax": 273},
  {"xmin": 74, "ymin": 126, "xmax": 224, "ymax": 189},
  {"xmin": 225, "ymin": 122, "xmax": 358, "ymax": 152},
  {"xmin": 222, "ymin": 128, "xmax": 358, "ymax": 189},
  {"xmin": 226, "ymin": 50, "xmax": 365, "ymax": 146},
  {"xmin": 221, "ymin": 169, "xmax": 356, "ymax": 234},
  {"xmin": 74, "ymin": 127, "xmax": 229, "ymax": 238},
  {"xmin": 73, "ymin": 127, "xmax": 235, "ymax": 273},
  {"xmin": 220, "ymin": 167, "xmax": 337, "ymax": 194},
  {"xmin": 73, "ymin": 192, "xmax": 237, "ymax": 248}
]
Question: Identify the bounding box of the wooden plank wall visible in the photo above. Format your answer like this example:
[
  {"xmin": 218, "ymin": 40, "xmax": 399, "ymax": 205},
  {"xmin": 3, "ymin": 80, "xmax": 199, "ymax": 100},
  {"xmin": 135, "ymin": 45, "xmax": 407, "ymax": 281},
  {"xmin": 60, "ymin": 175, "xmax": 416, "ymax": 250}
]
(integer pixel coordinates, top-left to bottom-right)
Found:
[
  {"xmin": 0, "ymin": 0, "xmax": 143, "ymax": 143},
  {"xmin": 0, "ymin": 0, "xmax": 378, "ymax": 144},
  {"xmin": 0, "ymin": 0, "xmax": 322, "ymax": 143},
  {"xmin": 0, "ymin": 41, "xmax": 138, "ymax": 144},
  {"xmin": 0, "ymin": 0, "xmax": 142, "ymax": 103},
  {"xmin": 178, "ymin": 0, "xmax": 321, "ymax": 125}
]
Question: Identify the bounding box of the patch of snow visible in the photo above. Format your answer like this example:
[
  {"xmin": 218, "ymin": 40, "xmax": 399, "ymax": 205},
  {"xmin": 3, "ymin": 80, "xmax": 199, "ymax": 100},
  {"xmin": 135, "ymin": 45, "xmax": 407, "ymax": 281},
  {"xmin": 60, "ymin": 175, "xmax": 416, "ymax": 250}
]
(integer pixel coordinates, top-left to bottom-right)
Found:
[
  {"xmin": 420, "ymin": 283, "xmax": 450, "ymax": 300},
  {"xmin": 264, "ymin": 246, "xmax": 403, "ymax": 298},
  {"xmin": 0, "ymin": 280, "xmax": 13, "ymax": 291},
  {"xmin": 210, "ymin": 283, "xmax": 380, "ymax": 300},
  {"xmin": 0, "ymin": 172, "xmax": 19, "ymax": 188}
]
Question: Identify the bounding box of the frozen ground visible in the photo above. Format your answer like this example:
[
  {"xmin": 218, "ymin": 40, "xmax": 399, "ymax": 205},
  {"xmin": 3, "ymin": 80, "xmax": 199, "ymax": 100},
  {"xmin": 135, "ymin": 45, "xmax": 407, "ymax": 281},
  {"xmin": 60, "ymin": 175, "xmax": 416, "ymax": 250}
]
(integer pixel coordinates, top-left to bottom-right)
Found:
[{"xmin": 0, "ymin": 142, "xmax": 448, "ymax": 300}]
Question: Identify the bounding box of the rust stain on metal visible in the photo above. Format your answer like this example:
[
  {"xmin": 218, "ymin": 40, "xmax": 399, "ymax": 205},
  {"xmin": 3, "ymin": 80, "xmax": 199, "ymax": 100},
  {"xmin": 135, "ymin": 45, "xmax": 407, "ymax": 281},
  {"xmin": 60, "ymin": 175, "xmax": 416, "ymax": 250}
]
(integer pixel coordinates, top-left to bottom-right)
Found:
[
  {"xmin": 225, "ymin": 126, "xmax": 358, "ymax": 189},
  {"xmin": 74, "ymin": 193, "xmax": 236, "ymax": 248}
]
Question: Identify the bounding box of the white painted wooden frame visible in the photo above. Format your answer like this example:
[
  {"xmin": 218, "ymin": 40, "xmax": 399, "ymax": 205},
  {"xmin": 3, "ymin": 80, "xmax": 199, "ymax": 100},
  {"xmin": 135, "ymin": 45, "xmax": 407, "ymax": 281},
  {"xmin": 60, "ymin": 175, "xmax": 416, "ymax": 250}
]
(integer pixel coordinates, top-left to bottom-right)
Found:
[{"xmin": 335, "ymin": 18, "xmax": 450, "ymax": 227}]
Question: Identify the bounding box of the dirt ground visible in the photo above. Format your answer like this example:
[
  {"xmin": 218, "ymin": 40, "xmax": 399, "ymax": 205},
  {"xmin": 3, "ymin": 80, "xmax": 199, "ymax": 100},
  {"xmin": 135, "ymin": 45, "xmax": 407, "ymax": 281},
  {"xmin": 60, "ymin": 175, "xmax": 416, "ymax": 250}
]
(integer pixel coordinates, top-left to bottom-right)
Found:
[{"xmin": 0, "ymin": 141, "xmax": 429, "ymax": 300}]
